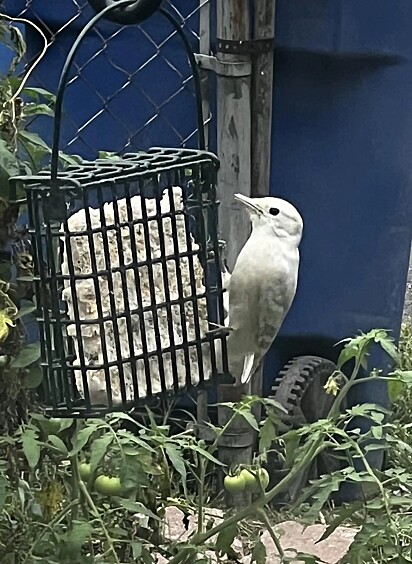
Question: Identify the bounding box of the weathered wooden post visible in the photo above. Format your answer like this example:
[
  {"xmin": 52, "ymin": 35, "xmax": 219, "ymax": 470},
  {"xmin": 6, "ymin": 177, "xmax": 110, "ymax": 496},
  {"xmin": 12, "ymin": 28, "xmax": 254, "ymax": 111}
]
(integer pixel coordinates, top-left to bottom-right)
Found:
[
  {"xmin": 215, "ymin": 0, "xmax": 252, "ymax": 271},
  {"xmin": 214, "ymin": 0, "xmax": 253, "ymax": 508},
  {"xmin": 195, "ymin": 0, "xmax": 275, "ymax": 507},
  {"xmin": 249, "ymin": 0, "xmax": 276, "ymax": 419}
]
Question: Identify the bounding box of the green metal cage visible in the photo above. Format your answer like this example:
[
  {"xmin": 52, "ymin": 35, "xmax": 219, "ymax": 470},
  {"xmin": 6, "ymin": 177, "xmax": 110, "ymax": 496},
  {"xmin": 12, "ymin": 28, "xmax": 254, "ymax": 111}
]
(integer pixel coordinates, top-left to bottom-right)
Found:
[
  {"xmin": 8, "ymin": 1, "xmax": 228, "ymax": 418},
  {"xmin": 10, "ymin": 149, "xmax": 227, "ymax": 417}
]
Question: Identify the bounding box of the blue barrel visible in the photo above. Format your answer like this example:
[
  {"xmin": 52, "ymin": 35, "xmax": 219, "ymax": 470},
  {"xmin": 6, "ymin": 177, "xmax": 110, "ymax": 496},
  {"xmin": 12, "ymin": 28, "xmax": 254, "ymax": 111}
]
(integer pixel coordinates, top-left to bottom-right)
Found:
[
  {"xmin": 3, "ymin": 0, "xmax": 200, "ymax": 159},
  {"xmin": 264, "ymin": 1, "xmax": 412, "ymax": 418}
]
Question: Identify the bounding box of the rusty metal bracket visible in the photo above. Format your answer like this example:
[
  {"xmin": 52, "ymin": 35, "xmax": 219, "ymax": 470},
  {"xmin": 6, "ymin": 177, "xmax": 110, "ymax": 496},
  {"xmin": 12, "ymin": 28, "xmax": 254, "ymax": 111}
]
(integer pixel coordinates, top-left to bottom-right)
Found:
[
  {"xmin": 216, "ymin": 38, "xmax": 275, "ymax": 55},
  {"xmin": 195, "ymin": 53, "xmax": 252, "ymax": 77}
]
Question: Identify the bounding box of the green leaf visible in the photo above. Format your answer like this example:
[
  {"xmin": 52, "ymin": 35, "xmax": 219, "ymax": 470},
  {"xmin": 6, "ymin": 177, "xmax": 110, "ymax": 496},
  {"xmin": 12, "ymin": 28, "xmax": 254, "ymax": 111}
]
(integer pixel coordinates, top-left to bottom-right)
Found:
[
  {"xmin": 18, "ymin": 130, "xmax": 51, "ymax": 152},
  {"xmin": 23, "ymin": 86, "xmax": 56, "ymax": 103},
  {"xmin": 188, "ymin": 444, "xmax": 224, "ymax": 465},
  {"xmin": 108, "ymin": 412, "xmax": 147, "ymax": 430},
  {"xmin": 371, "ymin": 425, "xmax": 383, "ymax": 440},
  {"xmin": 131, "ymin": 542, "xmax": 142, "ymax": 559},
  {"xmin": 259, "ymin": 418, "xmax": 278, "ymax": 452},
  {"xmin": 294, "ymin": 471, "xmax": 348, "ymax": 518},
  {"xmin": 23, "ymin": 363, "xmax": 43, "ymax": 389},
  {"xmin": 293, "ymin": 553, "xmax": 326, "ymax": 564},
  {"xmin": 8, "ymin": 25, "xmax": 26, "ymax": 68},
  {"xmin": 89, "ymin": 433, "xmax": 113, "ymax": 472},
  {"xmin": 0, "ymin": 475, "xmax": 9, "ymax": 513},
  {"xmin": 65, "ymin": 520, "xmax": 92, "ymax": 557},
  {"xmin": 59, "ymin": 418, "xmax": 75, "ymax": 432},
  {"xmin": 0, "ymin": 139, "xmax": 20, "ymax": 178},
  {"xmin": 262, "ymin": 397, "xmax": 288, "ymax": 413},
  {"xmin": 388, "ymin": 379, "xmax": 404, "ymax": 403},
  {"xmin": 18, "ymin": 130, "xmax": 51, "ymax": 173},
  {"xmin": 10, "ymin": 342, "xmax": 41, "ymax": 368},
  {"xmin": 99, "ymin": 151, "xmax": 119, "ymax": 160},
  {"xmin": 316, "ymin": 501, "xmax": 363, "ymax": 543},
  {"xmin": 374, "ymin": 330, "xmax": 399, "ymax": 363},
  {"xmin": 14, "ymin": 303, "xmax": 37, "ymax": 319},
  {"xmin": 165, "ymin": 444, "xmax": 187, "ymax": 494},
  {"xmin": 119, "ymin": 454, "xmax": 150, "ymax": 490},
  {"xmin": 117, "ymin": 499, "xmax": 159, "ymax": 520},
  {"xmin": 116, "ymin": 429, "xmax": 155, "ymax": 452},
  {"xmin": 237, "ymin": 409, "xmax": 259, "ymax": 432},
  {"xmin": 141, "ymin": 546, "xmax": 156, "ymax": 563},
  {"xmin": 21, "ymin": 427, "xmax": 41, "ymax": 469},
  {"xmin": 58, "ymin": 152, "xmax": 83, "ymax": 167},
  {"xmin": 397, "ymin": 370, "xmax": 412, "ymax": 385},
  {"xmin": 251, "ymin": 539, "xmax": 266, "ymax": 563},
  {"xmin": 22, "ymin": 103, "xmax": 54, "ymax": 118},
  {"xmin": 284, "ymin": 430, "xmax": 300, "ymax": 468},
  {"xmin": 47, "ymin": 435, "xmax": 68, "ymax": 455},
  {"xmin": 70, "ymin": 423, "xmax": 101, "ymax": 455},
  {"xmin": 107, "ymin": 526, "xmax": 128, "ymax": 537},
  {"xmin": 346, "ymin": 403, "xmax": 391, "ymax": 420},
  {"xmin": 216, "ymin": 523, "xmax": 237, "ymax": 555}
]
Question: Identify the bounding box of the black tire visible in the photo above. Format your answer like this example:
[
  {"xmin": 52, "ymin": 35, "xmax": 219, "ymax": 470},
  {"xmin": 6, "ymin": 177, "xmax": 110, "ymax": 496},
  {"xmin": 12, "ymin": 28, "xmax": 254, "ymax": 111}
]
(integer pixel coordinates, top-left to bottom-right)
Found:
[{"xmin": 268, "ymin": 355, "xmax": 340, "ymax": 504}]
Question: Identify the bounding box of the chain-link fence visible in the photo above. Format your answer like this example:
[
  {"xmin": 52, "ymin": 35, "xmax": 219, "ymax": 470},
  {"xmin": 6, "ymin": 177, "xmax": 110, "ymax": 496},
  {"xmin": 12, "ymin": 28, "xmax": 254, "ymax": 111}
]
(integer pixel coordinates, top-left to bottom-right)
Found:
[{"xmin": 2, "ymin": 0, "xmax": 213, "ymax": 160}]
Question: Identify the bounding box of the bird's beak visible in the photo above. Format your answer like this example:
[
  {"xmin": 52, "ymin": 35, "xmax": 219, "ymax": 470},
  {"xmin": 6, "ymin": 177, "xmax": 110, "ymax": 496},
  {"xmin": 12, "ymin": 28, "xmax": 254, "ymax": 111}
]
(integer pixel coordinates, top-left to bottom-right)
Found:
[{"xmin": 234, "ymin": 193, "xmax": 263, "ymax": 215}]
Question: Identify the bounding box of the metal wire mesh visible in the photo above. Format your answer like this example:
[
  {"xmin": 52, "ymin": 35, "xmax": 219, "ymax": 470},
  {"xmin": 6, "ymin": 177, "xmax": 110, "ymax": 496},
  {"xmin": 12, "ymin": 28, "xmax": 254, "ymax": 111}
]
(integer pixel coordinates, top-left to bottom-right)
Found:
[
  {"xmin": 3, "ymin": 0, "xmax": 213, "ymax": 159},
  {"xmin": 10, "ymin": 148, "xmax": 227, "ymax": 417}
]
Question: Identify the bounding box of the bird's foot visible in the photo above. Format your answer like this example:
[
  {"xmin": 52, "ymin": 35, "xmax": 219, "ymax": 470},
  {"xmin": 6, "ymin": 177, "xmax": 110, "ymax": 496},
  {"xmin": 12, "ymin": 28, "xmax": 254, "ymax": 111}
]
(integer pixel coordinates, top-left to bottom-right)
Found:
[{"xmin": 205, "ymin": 322, "xmax": 233, "ymax": 338}]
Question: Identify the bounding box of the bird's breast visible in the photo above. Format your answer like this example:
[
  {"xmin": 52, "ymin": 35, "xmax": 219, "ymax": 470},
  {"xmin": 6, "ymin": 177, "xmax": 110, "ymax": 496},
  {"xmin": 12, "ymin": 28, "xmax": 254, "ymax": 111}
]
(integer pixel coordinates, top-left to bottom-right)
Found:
[{"xmin": 231, "ymin": 236, "xmax": 299, "ymax": 288}]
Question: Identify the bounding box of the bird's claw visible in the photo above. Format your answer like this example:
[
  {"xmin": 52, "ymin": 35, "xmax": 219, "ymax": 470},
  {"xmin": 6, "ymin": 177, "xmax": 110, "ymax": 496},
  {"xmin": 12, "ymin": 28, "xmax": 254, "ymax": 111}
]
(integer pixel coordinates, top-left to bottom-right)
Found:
[{"xmin": 205, "ymin": 322, "xmax": 233, "ymax": 338}]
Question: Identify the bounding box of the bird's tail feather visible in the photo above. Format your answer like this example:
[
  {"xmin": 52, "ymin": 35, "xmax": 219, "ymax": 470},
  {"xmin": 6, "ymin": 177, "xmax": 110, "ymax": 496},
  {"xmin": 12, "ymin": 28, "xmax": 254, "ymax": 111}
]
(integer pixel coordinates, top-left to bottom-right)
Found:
[{"xmin": 240, "ymin": 353, "xmax": 255, "ymax": 384}]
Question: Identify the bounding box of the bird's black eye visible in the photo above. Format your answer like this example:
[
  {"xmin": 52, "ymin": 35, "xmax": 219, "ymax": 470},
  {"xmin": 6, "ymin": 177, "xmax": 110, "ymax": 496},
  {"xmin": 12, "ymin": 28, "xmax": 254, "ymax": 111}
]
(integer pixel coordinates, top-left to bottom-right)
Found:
[{"xmin": 269, "ymin": 207, "xmax": 280, "ymax": 216}]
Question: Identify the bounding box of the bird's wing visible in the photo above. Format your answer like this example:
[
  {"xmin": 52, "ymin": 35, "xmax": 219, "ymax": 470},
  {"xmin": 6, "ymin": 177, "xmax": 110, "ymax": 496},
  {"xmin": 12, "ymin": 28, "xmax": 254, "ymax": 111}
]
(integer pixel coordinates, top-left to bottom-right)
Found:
[
  {"xmin": 225, "ymin": 264, "xmax": 262, "ymax": 381},
  {"xmin": 256, "ymin": 283, "xmax": 295, "ymax": 352},
  {"xmin": 237, "ymin": 276, "xmax": 298, "ymax": 384},
  {"xmin": 221, "ymin": 264, "xmax": 231, "ymax": 326}
]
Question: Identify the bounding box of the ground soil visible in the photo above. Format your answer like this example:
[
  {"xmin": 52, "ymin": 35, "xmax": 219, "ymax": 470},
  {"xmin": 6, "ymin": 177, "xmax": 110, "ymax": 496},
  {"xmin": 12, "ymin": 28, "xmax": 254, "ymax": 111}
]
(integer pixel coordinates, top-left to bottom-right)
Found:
[{"xmin": 157, "ymin": 507, "xmax": 358, "ymax": 563}]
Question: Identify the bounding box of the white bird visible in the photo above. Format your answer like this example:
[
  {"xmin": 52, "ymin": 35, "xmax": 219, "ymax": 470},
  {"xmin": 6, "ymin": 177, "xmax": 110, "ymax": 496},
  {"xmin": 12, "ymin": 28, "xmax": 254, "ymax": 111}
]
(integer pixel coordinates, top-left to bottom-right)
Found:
[
  {"xmin": 221, "ymin": 258, "xmax": 231, "ymax": 323},
  {"xmin": 226, "ymin": 193, "xmax": 303, "ymax": 384}
]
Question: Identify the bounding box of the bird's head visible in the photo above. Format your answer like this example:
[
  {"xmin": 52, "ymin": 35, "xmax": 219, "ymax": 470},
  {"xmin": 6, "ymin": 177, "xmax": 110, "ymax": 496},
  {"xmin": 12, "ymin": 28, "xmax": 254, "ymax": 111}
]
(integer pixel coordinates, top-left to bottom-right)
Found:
[{"xmin": 234, "ymin": 193, "xmax": 303, "ymax": 244}]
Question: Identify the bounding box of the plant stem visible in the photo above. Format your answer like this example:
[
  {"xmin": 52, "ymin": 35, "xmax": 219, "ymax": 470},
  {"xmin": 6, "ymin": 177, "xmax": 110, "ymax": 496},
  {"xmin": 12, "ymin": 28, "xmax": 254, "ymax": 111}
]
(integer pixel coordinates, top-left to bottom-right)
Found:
[
  {"xmin": 329, "ymin": 359, "xmax": 363, "ymax": 418},
  {"xmin": 197, "ymin": 456, "xmax": 206, "ymax": 534},
  {"xmin": 69, "ymin": 453, "xmax": 80, "ymax": 522},
  {"xmin": 257, "ymin": 508, "xmax": 285, "ymax": 561},
  {"xmin": 193, "ymin": 404, "xmax": 251, "ymax": 535},
  {"xmin": 78, "ymin": 479, "xmax": 121, "ymax": 564}
]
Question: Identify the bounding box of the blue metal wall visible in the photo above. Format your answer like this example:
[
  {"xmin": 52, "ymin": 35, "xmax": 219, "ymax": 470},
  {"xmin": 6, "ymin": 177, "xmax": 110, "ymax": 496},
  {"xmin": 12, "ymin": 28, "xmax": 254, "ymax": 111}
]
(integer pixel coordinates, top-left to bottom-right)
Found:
[{"xmin": 264, "ymin": 1, "xmax": 412, "ymax": 412}]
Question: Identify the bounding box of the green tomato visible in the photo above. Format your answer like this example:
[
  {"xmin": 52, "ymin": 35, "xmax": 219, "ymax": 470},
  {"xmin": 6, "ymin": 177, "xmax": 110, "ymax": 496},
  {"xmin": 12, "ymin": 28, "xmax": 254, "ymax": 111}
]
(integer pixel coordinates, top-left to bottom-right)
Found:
[
  {"xmin": 94, "ymin": 475, "xmax": 123, "ymax": 497},
  {"xmin": 240, "ymin": 468, "xmax": 270, "ymax": 493},
  {"xmin": 224, "ymin": 473, "xmax": 246, "ymax": 494},
  {"xmin": 257, "ymin": 468, "xmax": 270, "ymax": 490},
  {"xmin": 79, "ymin": 462, "xmax": 92, "ymax": 481}
]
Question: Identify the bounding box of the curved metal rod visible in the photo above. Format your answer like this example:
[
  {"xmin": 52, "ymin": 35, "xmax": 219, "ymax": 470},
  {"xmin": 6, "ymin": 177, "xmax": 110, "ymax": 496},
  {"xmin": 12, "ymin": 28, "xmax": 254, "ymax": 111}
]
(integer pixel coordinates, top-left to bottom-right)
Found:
[
  {"xmin": 87, "ymin": 0, "xmax": 164, "ymax": 25},
  {"xmin": 50, "ymin": 0, "xmax": 136, "ymax": 189},
  {"xmin": 159, "ymin": 8, "xmax": 205, "ymax": 151},
  {"xmin": 51, "ymin": 0, "xmax": 206, "ymax": 191}
]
